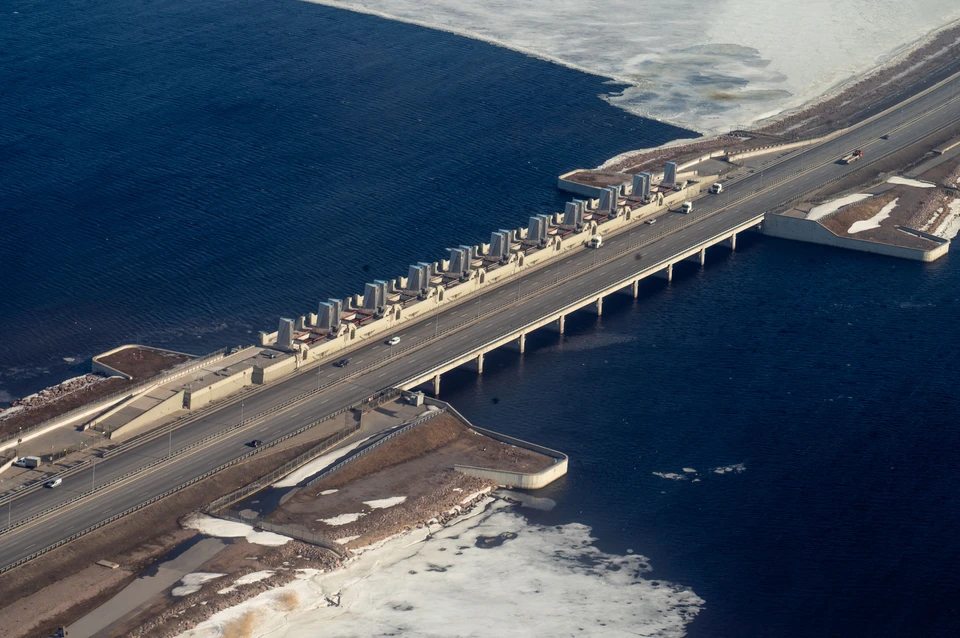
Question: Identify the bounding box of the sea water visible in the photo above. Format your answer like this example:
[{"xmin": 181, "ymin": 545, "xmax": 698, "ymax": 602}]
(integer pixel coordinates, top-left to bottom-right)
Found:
[{"xmin": 5, "ymin": 1, "xmax": 960, "ymax": 636}]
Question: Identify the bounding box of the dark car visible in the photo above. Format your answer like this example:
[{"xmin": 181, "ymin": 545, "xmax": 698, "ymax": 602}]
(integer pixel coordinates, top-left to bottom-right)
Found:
[
  {"xmin": 249, "ymin": 439, "xmax": 264, "ymax": 448},
  {"xmin": 335, "ymin": 358, "xmax": 350, "ymax": 367}
]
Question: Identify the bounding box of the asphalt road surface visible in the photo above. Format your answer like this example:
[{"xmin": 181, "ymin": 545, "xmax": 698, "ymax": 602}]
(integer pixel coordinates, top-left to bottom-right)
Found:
[{"xmin": 2, "ymin": 72, "xmax": 959, "ymax": 572}]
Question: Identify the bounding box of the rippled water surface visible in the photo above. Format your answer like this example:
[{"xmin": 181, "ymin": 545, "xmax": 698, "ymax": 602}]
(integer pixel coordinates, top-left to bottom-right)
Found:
[{"xmin": 4, "ymin": 1, "xmax": 960, "ymax": 636}]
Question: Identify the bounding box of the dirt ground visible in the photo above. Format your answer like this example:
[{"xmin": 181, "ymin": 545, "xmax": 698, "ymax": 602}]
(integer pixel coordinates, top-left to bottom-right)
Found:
[
  {"xmin": 817, "ymin": 190, "xmax": 939, "ymax": 248},
  {"xmin": 0, "ymin": 376, "xmax": 128, "ymax": 440},
  {"xmin": 97, "ymin": 346, "xmax": 191, "ymax": 379},
  {"xmin": 114, "ymin": 539, "xmax": 341, "ymax": 638},
  {"xmin": 269, "ymin": 413, "xmax": 553, "ymax": 549},
  {"xmin": 0, "ymin": 437, "xmax": 326, "ymax": 638},
  {"xmin": 0, "ymin": 347, "xmax": 191, "ymax": 441}
]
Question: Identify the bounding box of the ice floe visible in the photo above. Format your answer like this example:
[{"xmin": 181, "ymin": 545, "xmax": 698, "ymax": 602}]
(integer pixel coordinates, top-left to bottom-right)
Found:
[
  {"xmin": 712, "ymin": 463, "xmax": 747, "ymax": 475},
  {"xmin": 652, "ymin": 472, "xmax": 686, "ymax": 481},
  {"xmin": 303, "ymin": 0, "xmax": 960, "ymax": 135},
  {"xmin": 175, "ymin": 499, "xmax": 703, "ymax": 638}
]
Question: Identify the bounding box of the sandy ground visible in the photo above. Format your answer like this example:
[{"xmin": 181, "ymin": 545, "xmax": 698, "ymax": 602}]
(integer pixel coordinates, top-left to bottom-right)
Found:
[
  {"xmin": 270, "ymin": 412, "xmax": 553, "ymax": 549},
  {"xmin": 0, "ymin": 435, "xmax": 329, "ymax": 638}
]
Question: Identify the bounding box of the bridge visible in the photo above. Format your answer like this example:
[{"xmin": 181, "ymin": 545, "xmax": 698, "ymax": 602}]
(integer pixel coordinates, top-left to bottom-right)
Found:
[{"xmin": 1, "ymin": 70, "xmax": 959, "ymax": 574}]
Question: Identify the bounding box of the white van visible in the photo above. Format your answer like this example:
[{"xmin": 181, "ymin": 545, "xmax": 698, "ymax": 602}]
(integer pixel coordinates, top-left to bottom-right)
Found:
[
  {"xmin": 710, "ymin": 182, "xmax": 723, "ymax": 194},
  {"xmin": 46, "ymin": 477, "xmax": 62, "ymax": 489},
  {"xmin": 680, "ymin": 202, "xmax": 694, "ymax": 214},
  {"xmin": 588, "ymin": 235, "xmax": 603, "ymax": 249},
  {"xmin": 387, "ymin": 336, "xmax": 401, "ymax": 346}
]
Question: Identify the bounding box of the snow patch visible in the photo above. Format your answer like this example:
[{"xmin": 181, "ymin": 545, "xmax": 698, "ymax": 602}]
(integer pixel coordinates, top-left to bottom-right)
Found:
[
  {"xmin": 848, "ymin": 198, "xmax": 898, "ymax": 233},
  {"xmin": 807, "ymin": 194, "xmax": 870, "ymax": 220},
  {"xmin": 363, "ymin": 496, "xmax": 407, "ymax": 509},
  {"xmin": 335, "ymin": 535, "xmax": 361, "ymax": 545},
  {"xmin": 172, "ymin": 573, "xmax": 225, "ymax": 597},
  {"xmin": 320, "ymin": 489, "xmax": 338, "ymax": 495},
  {"xmin": 234, "ymin": 570, "xmax": 276, "ymax": 586},
  {"xmin": 934, "ymin": 198, "xmax": 960, "ymax": 239},
  {"xmin": 182, "ymin": 515, "xmax": 290, "ymax": 546},
  {"xmin": 274, "ymin": 435, "xmax": 375, "ymax": 488},
  {"xmin": 887, "ymin": 176, "xmax": 937, "ymax": 188},
  {"xmin": 319, "ymin": 512, "xmax": 366, "ymax": 526}
]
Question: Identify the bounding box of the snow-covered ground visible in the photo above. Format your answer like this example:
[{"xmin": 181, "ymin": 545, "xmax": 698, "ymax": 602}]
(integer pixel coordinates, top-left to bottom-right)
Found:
[
  {"xmin": 304, "ymin": 0, "xmax": 960, "ymax": 134},
  {"xmin": 849, "ymin": 198, "xmax": 899, "ymax": 234},
  {"xmin": 176, "ymin": 499, "xmax": 702, "ymax": 638},
  {"xmin": 888, "ymin": 176, "xmax": 937, "ymax": 188},
  {"xmin": 172, "ymin": 573, "xmax": 225, "ymax": 597},
  {"xmin": 806, "ymin": 194, "xmax": 871, "ymax": 220},
  {"xmin": 318, "ymin": 512, "xmax": 366, "ymax": 526},
  {"xmin": 935, "ymin": 198, "xmax": 960, "ymax": 239},
  {"xmin": 274, "ymin": 435, "xmax": 375, "ymax": 488},
  {"xmin": 363, "ymin": 496, "xmax": 407, "ymax": 509},
  {"xmin": 182, "ymin": 514, "xmax": 291, "ymax": 546}
]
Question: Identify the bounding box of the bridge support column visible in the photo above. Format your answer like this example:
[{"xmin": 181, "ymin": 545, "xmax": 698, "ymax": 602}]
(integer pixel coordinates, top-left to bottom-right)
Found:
[
  {"xmin": 632, "ymin": 279, "xmax": 639, "ymax": 298},
  {"xmin": 557, "ymin": 314, "xmax": 566, "ymax": 334},
  {"xmin": 475, "ymin": 352, "xmax": 484, "ymax": 374},
  {"xmin": 725, "ymin": 233, "xmax": 737, "ymax": 251},
  {"xmin": 518, "ymin": 333, "xmax": 526, "ymax": 353},
  {"xmin": 685, "ymin": 247, "xmax": 706, "ymax": 266},
  {"xmin": 432, "ymin": 374, "xmax": 441, "ymax": 396},
  {"xmin": 656, "ymin": 263, "xmax": 673, "ymax": 282},
  {"xmin": 594, "ymin": 296, "xmax": 603, "ymax": 316}
]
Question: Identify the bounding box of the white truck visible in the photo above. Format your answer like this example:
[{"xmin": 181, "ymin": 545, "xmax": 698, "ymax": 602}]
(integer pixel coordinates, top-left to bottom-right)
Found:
[
  {"xmin": 709, "ymin": 182, "xmax": 723, "ymax": 194},
  {"xmin": 587, "ymin": 235, "xmax": 603, "ymax": 249},
  {"xmin": 680, "ymin": 202, "xmax": 693, "ymax": 214}
]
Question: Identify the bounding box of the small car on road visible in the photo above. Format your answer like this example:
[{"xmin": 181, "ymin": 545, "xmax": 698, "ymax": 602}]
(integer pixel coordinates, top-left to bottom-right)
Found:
[
  {"xmin": 387, "ymin": 336, "xmax": 401, "ymax": 346},
  {"xmin": 249, "ymin": 439, "xmax": 264, "ymax": 448},
  {"xmin": 645, "ymin": 218, "xmax": 657, "ymax": 225},
  {"xmin": 45, "ymin": 478, "xmax": 62, "ymax": 489},
  {"xmin": 335, "ymin": 358, "xmax": 350, "ymax": 367}
]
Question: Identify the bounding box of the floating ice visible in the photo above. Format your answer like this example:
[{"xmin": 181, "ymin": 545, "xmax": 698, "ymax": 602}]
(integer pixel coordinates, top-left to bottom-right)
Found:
[
  {"xmin": 303, "ymin": 0, "xmax": 960, "ymax": 135},
  {"xmin": 319, "ymin": 512, "xmax": 366, "ymax": 526},
  {"xmin": 652, "ymin": 472, "xmax": 685, "ymax": 481},
  {"xmin": 175, "ymin": 500, "xmax": 703, "ymax": 638},
  {"xmin": 172, "ymin": 573, "xmax": 225, "ymax": 597},
  {"xmin": 682, "ymin": 467, "xmax": 697, "ymax": 473},
  {"xmin": 848, "ymin": 198, "xmax": 899, "ymax": 234},
  {"xmin": 712, "ymin": 463, "xmax": 747, "ymax": 475},
  {"xmin": 183, "ymin": 515, "xmax": 290, "ymax": 546},
  {"xmin": 888, "ymin": 176, "xmax": 937, "ymax": 188},
  {"xmin": 363, "ymin": 496, "xmax": 407, "ymax": 509}
]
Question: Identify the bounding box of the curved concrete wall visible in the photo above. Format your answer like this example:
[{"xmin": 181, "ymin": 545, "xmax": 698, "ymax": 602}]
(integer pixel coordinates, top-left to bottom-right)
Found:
[{"xmin": 762, "ymin": 213, "xmax": 949, "ymax": 262}]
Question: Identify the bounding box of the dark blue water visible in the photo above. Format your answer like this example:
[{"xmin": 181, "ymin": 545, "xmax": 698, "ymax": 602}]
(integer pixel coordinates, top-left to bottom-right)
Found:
[
  {"xmin": 0, "ymin": 0, "xmax": 687, "ymax": 400},
  {"xmin": 4, "ymin": 1, "xmax": 960, "ymax": 636}
]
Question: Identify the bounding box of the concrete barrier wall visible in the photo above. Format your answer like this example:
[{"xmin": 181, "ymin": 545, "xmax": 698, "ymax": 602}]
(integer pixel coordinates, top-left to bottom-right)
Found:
[
  {"xmin": 0, "ymin": 456, "xmax": 16, "ymax": 478},
  {"xmin": 184, "ymin": 369, "xmax": 253, "ymax": 410},
  {"xmin": 437, "ymin": 404, "xmax": 568, "ymax": 490},
  {"xmin": 762, "ymin": 213, "xmax": 949, "ymax": 262},
  {"xmin": 109, "ymin": 390, "xmax": 186, "ymax": 441},
  {"xmin": 86, "ymin": 391, "xmax": 144, "ymax": 430}
]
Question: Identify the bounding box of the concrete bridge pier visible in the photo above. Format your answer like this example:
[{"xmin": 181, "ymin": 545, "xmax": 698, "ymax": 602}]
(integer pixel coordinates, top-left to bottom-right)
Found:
[
  {"xmin": 474, "ymin": 352, "xmax": 484, "ymax": 374},
  {"xmin": 656, "ymin": 263, "xmax": 674, "ymax": 282},
  {"xmin": 557, "ymin": 314, "xmax": 566, "ymax": 334},
  {"xmin": 518, "ymin": 332, "xmax": 526, "ymax": 353},
  {"xmin": 685, "ymin": 247, "xmax": 706, "ymax": 267},
  {"xmin": 432, "ymin": 374, "xmax": 441, "ymax": 396},
  {"xmin": 593, "ymin": 296, "xmax": 603, "ymax": 316},
  {"xmin": 724, "ymin": 233, "xmax": 738, "ymax": 251},
  {"xmin": 632, "ymin": 279, "xmax": 639, "ymax": 298}
]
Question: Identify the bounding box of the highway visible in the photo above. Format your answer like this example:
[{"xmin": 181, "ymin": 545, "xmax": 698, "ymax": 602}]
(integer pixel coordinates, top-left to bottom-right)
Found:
[{"xmin": 1, "ymin": 71, "xmax": 959, "ymax": 572}]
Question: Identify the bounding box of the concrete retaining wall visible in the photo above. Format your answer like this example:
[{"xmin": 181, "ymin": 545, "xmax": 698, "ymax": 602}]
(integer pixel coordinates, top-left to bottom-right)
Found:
[
  {"xmin": 184, "ymin": 369, "xmax": 253, "ymax": 410},
  {"xmin": 253, "ymin": 355, "xmax": 299, "ymax": 385},
  {"xmin": 86, "ymin": 391, "xmax": 143, "ymax": 431},
  {"xmin": 109, "ymin": 390, "xmax": 186, "ymax": 441},
  {"xmin": 762, "ymin": 213, "xmax": 949, "ymax": 261},
  {"xmin": 438, "ymin": 403, "xmax": 567, "ymax": 490}
]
